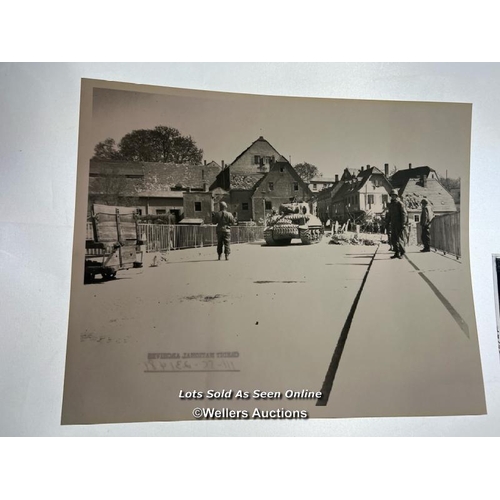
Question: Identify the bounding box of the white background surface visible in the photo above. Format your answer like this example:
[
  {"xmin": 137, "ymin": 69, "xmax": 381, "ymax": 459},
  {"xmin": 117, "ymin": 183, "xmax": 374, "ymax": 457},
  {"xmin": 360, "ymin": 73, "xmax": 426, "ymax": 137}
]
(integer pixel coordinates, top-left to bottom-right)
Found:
[
  {"xmin": 3, "ymin": 0, "xmax": 500, "ymax": 492},
  {"xmin": 2, "ymin": 62, "xmax": 500, "ymax": 437}
]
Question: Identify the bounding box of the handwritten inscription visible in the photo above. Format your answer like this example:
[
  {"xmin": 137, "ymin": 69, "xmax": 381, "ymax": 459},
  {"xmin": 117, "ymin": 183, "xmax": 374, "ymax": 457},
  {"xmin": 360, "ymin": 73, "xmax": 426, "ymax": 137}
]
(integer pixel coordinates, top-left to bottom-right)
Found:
[{"xmin": 145, "ymin": 353, "xmax": 240, "ymax": 372}]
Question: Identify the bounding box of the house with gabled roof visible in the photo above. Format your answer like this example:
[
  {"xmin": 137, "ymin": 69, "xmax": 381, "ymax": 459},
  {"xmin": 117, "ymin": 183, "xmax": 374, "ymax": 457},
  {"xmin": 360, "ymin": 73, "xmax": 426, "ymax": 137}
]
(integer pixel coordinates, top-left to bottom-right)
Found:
[
  {"xmin": 389, "ymin": 165, "xmax": 456, "ymax": 223},
  {"xmin": 211, "ymin": 136, "xmax": 290, "ymax": 221},
  {"xmin": 211, "ymin": 136, "xmax": 287, "ymax": 191},
  {"xmin": 330, "ymin": 166, "xmax": 393, "ymax": 222},
  {"xmin": 250, "ymin": 160, "xmax": 312, "ymax": 223}
]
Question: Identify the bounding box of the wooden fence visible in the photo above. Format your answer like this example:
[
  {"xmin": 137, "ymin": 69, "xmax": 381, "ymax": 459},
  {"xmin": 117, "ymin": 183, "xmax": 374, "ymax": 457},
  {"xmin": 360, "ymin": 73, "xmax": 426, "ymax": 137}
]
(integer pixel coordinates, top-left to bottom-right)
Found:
[{"xmin": 417, "ymin": 212, "xmax": 461, "ymax": 259}]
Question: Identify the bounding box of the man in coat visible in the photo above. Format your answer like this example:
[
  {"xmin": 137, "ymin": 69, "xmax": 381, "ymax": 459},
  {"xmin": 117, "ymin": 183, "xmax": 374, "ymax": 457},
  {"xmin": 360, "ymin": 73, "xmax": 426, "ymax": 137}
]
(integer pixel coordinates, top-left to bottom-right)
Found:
[
  {"xmin": 387, "ymin": 189, "xmax": 408, "ymax": 259},
  {"xmin": 420, "ymin": 198, "xmax": 434, "ymax": 252},
  {"xmin": 212, "ymin": 201, "xmax": 235, "ymax": 260}
]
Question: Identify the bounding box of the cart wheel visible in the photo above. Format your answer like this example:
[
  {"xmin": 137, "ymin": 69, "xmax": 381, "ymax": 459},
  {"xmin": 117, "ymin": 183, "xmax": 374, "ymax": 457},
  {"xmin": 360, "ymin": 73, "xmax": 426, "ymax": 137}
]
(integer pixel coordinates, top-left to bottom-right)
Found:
[{"xmin": 102, "ymin": 270, "xmax": 117, "ymax": 280}]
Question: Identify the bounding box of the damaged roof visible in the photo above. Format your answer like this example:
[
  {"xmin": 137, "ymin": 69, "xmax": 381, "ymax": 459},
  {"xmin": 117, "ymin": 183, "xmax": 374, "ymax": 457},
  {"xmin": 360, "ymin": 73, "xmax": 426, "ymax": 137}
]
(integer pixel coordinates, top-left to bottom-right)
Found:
[{"xmin": 399, "ymin": 178, "xmax": 456, "ymax": 212}]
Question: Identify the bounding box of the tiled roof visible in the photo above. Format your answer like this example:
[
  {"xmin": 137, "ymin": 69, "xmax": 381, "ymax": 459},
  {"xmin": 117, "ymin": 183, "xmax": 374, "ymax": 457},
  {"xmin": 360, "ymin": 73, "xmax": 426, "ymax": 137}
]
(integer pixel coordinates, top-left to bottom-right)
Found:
[
  {"xmin": 89, "ymin": 160, "xmax": 220, "ymax": 193},
  {"xmin": 399, "ymin": 178, "xmax": 456, "ymax": 212},
  {"xmin": 89, "ymin": 162, "xmax": 144, "ymax": 177},
  {"xmin": 136, "ymin": 191, "xmax": 185, "ymax": 198}
]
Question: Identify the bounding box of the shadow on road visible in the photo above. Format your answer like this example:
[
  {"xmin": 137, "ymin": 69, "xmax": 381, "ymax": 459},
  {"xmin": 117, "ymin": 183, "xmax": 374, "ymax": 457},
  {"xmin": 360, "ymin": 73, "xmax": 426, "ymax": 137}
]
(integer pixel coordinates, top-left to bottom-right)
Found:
[
  {"xmin": 164, "ymin": 259, "xmax": 224, "ymax": 264},
  {"xmin": 84, "ymin": 277, "xmax": 134, "ymax": 286}
]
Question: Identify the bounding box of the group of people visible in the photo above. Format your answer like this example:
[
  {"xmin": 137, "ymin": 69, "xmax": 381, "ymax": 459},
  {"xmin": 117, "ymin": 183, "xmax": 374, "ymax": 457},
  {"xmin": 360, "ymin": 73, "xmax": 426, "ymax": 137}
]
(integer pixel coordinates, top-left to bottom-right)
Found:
[
  {"xmin": 212, "ymin": 193, "xmax": 435, "ymax": 261},
  {"xmin": 385, "ymin": 189, "xmax": 434, "ymax": 259}
]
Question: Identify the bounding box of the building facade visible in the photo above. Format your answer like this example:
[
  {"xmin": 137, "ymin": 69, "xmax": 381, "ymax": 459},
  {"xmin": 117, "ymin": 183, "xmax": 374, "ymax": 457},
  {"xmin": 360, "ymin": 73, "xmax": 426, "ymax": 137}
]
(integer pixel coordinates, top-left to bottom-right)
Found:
[
  {"xmin": 88, "ymin": 159, "xmax": 221, "ymax": 221},
  {"xmin": 251, "ymin": 160, "xmax": 312, "ymax": 223},
  {"xmin": 330, "ymin": 166, "xmax": 393, "ymax": 222},
  {"xmin": 211, "ymin": 136, "xmax": 289, "ymax": 222}
]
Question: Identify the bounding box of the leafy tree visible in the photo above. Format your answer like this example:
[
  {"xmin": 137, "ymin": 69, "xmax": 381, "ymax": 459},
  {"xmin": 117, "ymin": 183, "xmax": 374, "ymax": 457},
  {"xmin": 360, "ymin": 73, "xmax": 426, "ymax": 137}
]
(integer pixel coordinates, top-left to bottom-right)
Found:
[
  {"xmin": 294, "ymin": 162, "xmax": 321, "ymax": 182},
  {"xmin": 93, "ymin": 138, "xmax": 122, "ymax": 160},
  {"xmin": 93, "ymin": 126, "xmax": 203, "ymax": 165},
  {"xmin": 439, "ymin": 175, "xmax": 460, "ymax": 192}
]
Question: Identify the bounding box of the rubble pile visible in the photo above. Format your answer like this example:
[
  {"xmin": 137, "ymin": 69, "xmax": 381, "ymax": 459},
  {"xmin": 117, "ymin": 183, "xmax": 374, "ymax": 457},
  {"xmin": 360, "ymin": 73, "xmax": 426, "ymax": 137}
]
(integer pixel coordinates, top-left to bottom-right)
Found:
[{"xmin": 329, "ymin": 234, "xmax": 377, "ymax": 246}]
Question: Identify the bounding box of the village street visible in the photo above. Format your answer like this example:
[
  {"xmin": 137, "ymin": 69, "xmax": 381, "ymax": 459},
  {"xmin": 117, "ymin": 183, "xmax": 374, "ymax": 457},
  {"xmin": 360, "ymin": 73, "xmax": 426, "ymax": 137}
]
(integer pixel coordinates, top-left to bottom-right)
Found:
[{"xmin": 65, "ymin": 237, "xmax": 485, "ymax": 423}]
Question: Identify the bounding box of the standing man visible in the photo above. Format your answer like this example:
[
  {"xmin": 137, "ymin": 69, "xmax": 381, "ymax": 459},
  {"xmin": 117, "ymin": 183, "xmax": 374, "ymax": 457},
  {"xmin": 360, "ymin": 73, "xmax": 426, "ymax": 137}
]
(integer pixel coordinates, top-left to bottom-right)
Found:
[
  {"xmin": 387, "ymin": 189, "xmax": 408, "ymax": 259},
  {"xmin": 420, "ymin": 198, "xmax": 434, "ymax": 252},
  {"xmin": 212, "ymin": 201, "xmax": 235, "ymax": 260},
  {"xmin": 383, "ymin": 208, "xmax": 392, "ymax": 250}
]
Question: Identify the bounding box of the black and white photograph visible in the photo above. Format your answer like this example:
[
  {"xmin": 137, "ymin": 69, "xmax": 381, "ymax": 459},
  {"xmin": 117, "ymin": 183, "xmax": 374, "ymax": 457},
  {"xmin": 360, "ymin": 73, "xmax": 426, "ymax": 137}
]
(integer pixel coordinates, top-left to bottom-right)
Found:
[{"xmin": 61, "ymin": 78, "xmax": 485, "ymax": 424}]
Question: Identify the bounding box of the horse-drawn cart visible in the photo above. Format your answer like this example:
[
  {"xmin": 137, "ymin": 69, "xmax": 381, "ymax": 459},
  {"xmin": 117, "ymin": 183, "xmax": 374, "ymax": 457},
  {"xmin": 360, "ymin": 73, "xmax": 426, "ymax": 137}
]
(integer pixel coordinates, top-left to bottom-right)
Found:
[{"xmin": 85, "ymin": 204, "xmax": 144, "ymax": 283}]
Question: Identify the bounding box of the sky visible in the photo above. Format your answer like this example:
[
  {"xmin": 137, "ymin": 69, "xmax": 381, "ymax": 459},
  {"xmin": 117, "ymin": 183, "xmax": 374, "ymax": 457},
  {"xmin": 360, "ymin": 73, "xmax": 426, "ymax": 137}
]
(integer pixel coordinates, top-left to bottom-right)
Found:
[{"xmin": 91, "ymin": 85, "xmax": 471, "ymax": 180}]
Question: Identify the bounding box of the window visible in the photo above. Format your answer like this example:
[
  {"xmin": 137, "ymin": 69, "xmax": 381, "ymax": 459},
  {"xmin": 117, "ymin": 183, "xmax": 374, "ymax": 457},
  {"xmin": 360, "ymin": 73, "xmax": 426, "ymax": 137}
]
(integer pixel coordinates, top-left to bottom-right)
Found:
[
  {"xmin": 268, "ymin": 182, "xmax": 274, "ymax": 191},
  {"xmin": 242, "ymin": 202, "xmax": 249, "ymax": 211},
  {"xmin": 312, "ymin": 183, "xmax": 317, "ymax": 191},
  {"xmin": 254, "ymin": 155, "xmax": 260, "ymax": 165},
  {"xmin": 265, "ymin": 201, "xmax": 272, "ymax": 210},
  {"xmin": 194, "ymin": 202, "xmax": 202, "ymax": 212},
  {"xmin": 280, "ymin": 167, "xmax": 285, "ymax": 173},
  {"xmin": 414, "ymin": 215, "xmax": 420, "ymax": 222},
  {"xmin": 382, "ymin": 194, "xmax": 388, "ymax": 206},
  {"xmin": 136, "ymin": 209, "xmax": 143, "ymax": 216},
  {"xmin": 293, "ymin": 182, "xmax": 299, "ymax": 191},
  {"xmin": 156, "ymin": 209, "xmax": 167, "ymax": 215},
  {"xmin": 368, "ymin": 194, "xmax": 375, "ymax": 205}
]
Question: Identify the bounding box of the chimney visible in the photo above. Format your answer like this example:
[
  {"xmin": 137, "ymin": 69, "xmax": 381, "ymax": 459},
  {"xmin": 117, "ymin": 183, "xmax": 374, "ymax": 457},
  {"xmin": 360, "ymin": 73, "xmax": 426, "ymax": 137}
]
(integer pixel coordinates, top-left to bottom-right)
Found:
[
  {"xmin": 361, "ymin": 166, "xmax": 364, "ymax": 171},
  {"xmin": 204, "ymin": 160, "xmax": 207, "ymax": 166},
  {"xmin": 384, "ymin": 163, "xmax": 389, "ymax": 176},
  {"xmin": 420, "ymin": 174, "xmax": 427, "ymax": 188},
  {"xmin": 366, "ymin": 164, "xmax": 370, "ymax": 169},
  {"xmin": 221, "ymin": 160, "xmax": 225, "ymax": 169},
  {"xmin": 203, "ymin": 182, "xmax": 208, "ymax": 192},
  {"xmin": 409, "ymin": 163, "xmax": 412, "ymax": 169},
  {"xmin": 335, "ymin": 174, "xmax": 339, "ymax": 182}
]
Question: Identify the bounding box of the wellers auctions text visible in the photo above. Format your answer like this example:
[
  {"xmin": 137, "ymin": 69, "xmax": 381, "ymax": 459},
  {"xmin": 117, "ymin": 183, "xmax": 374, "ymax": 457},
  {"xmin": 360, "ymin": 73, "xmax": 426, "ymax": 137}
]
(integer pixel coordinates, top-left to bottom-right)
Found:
[
  {"xmin": 193, "ymin": 408, "xmax": 309, "ymax": 419},
  {"xmin": 179, "ymin": 389, "xmax": 322, "ymax": 400}
]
